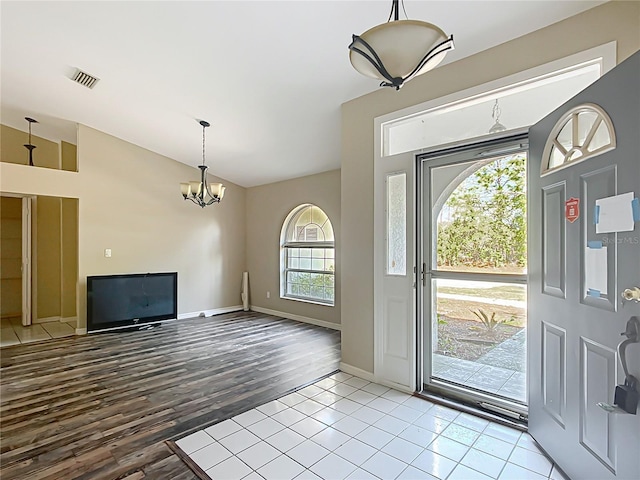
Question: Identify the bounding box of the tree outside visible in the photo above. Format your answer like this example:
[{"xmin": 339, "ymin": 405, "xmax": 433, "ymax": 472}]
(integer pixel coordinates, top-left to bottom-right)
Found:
[{"xmin": 437, "ymin": 155, "xmax": 526, "ymax": 273}]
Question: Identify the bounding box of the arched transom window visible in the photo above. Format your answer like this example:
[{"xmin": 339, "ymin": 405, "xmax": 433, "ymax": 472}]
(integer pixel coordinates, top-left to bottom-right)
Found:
[
  {"xmin": 541, "ymin": 103, "xmax": 616, "ymax": 176},
  {"xmin": 281, "ymin": 204, "xmax": 335, "ymax": 305}
]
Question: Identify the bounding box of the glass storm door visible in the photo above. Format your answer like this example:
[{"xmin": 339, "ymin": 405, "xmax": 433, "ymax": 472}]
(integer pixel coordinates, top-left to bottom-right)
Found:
[{"xmin": 420, "ymin": 134, "xmax": 529, "ymax": 416}]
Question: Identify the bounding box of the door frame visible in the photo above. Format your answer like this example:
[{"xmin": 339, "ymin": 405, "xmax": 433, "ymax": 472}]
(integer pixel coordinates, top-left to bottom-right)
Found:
[
  {"xmin": 372, "ymin": 43, "xmax": 615, "ymax": 392},
  {"xmin": 416, "ymin": 131, "xmax": 530, "ymax": 418},
  {"xmin": 21, "ymin": 196, "xmax": 32, "ymax": 326}
]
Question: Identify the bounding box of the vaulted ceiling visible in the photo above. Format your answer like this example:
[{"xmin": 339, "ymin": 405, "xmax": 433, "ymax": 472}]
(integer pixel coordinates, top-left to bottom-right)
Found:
[{"xmin": 0, "ymin": 1, "xmax": 605, "ymax": 187}]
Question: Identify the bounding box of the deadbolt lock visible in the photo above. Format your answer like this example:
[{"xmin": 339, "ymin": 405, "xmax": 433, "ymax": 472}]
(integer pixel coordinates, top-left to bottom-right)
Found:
[{"xmin": 622, "ymin": 287, "xmax": 640, "ymax": 303}]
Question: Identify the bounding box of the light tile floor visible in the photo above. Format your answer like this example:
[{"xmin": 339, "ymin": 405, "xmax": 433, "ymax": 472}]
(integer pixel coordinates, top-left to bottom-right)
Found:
[
  {"xmin": 177, "ymin": 372, "xmax": 567, "ymax": 480},
  {"xmin": 0, "ymin": 316, "xmax": 76, "ymax": 347}
]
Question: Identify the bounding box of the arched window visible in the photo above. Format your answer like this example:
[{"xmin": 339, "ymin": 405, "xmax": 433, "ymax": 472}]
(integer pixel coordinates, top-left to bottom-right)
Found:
[
  {"xmin": 281, "ymin": 204, "xmax": 335, "ymax": 305},
  {"xmin": 541, "ymin": 103, "xmax": 616, "ymax": 176}
]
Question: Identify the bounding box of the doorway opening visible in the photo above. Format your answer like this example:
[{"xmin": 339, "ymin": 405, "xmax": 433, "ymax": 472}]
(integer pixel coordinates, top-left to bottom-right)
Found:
[
  {"xmin": 0, "ymin": 195, "xmax": 31, "ymax": 328},
  {"xmin": 0, "ymin": 194, "xmax": 79, "ymax": 346},
  {"xmin": 419, "ymin": 135, "xmax": 528, "ymax": 416}
]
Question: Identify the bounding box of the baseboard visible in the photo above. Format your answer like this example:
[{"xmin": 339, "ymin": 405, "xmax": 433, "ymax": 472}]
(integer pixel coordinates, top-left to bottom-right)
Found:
[
  {"xmin": 34, "ymin": 316, "xmax": 78, "ymax": 325},
  {"xmin": 375, "ymin": 378, "xmax": 415, "ymax": 394},
  {"xmin": 250, "ymin": 306, "xmax": 341, "ymax": 331},
  {"xmin": 77, "ymin": 307, "xmax": 244, "ymax": 336},
  {"xmin": 339, "ymin": 362, "xmax": 376, "ymax": 382},
  {"xmin": 177, "ymin": 305, "xmax": 243, "ymax": 320},
  {"xmin": 339, "ymin": 363, "xmax": 414, "ymax": 393},
  {"xmin": 34, "ymin": 316, "xmax": 61, "ymax": 324}
]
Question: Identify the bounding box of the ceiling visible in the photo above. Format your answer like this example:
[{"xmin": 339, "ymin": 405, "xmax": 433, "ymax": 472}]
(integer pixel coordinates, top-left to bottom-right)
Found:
[{"xmin": 0, "ymin": 1, "xmax": 605, "ymax": 187}]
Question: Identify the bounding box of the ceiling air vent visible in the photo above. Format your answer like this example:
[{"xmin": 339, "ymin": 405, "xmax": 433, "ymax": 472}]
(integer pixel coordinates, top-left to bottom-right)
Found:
[{"xmin": 71, "ymin": 69, "xmax": 100, "ymax": 89}]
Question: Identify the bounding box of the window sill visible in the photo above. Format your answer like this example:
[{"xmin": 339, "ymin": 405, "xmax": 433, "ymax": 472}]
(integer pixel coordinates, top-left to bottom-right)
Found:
[{"xmin": 281, "ymin": 295, "xmax": 334, "ymax": 307}]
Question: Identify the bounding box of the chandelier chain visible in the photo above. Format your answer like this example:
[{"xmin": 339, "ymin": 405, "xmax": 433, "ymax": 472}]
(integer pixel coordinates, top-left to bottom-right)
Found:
[
  {"xmin": 492, "ymin": 100, "xmax": 502, "ymax": 122},
  {"xmin": 202, "ymin": 123, "xmax": 206, "ymax": 166}
]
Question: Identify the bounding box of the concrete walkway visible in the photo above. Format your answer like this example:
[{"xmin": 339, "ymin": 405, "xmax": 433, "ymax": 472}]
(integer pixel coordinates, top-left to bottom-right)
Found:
[{"xmin": 432, "ymin": 329, "xmax": 527, "ymax": 404}]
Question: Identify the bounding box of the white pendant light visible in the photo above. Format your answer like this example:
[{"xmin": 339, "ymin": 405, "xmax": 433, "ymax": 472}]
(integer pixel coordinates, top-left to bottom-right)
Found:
[
  {"xmin": 489, "ymin": 99, "xmax": 507, "ymax": 134},
  {"xmin": 349, "ymin": 0, "xmax": 454, "ymax": 90}
]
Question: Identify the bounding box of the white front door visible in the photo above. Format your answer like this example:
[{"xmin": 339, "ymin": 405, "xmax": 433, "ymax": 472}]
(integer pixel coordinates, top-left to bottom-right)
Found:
[
  {"xmin": 374, "ymin": 150, "xmax": 416, "ymax": 391},
  {"xmin": 528, "ymin": 52, "xmax": 640, "ymax": 479}
]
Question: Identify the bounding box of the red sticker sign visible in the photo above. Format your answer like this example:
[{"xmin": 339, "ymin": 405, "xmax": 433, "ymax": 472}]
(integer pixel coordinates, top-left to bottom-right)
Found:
[{"xmin": 565, "ymin": 197, "xmax": 580, "ymax": 223}]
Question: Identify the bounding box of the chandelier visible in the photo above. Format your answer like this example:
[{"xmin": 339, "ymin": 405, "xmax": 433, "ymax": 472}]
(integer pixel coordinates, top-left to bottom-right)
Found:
[
  {"xmin": 349, "ymin": 0, "xmax": 454, "ymax": 90},
  {"xmin": 180, "ymin": 120, "xmax": 225, "ymax": 207}
]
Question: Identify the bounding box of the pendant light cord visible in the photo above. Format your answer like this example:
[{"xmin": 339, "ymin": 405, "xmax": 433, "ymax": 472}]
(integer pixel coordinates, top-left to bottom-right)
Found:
[
  {"xmin": 387, "ymin": 0, "xmax": 408, "ymax": 22},
  {"xmin": 492, "ymin": 100, "xmax": 502, "ymax": 123}
]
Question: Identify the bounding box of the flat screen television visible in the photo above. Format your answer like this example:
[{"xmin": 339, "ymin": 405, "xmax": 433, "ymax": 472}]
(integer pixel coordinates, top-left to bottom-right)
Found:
[{"xmin": 87, "ymin": 272, "xmax": 177, "ymax": 332}]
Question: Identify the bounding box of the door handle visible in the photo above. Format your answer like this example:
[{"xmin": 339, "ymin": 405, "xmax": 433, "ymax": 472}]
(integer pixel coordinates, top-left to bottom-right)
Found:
[
  {"xmin": 618, "ymin": 317, "xmax": 640, "ymax": 381},
  {"xmin": 613, "ymin": 317, "xmax": 640, "ymax": 414}
]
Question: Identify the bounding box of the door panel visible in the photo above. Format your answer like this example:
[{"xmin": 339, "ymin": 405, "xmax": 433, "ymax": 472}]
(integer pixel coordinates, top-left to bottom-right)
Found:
[
  {"xmin": 541, "ymin": 321, "xmax": 566, "ymax": 427},
  {"xmin": 580, "ymin": 338, "xmax": 616, "ymax": 471},
  {"xmin": 529, "ymin": 51, "xmax": 640, "ymax": 480},
  {"xmin": 384, "ymin": 297, "xmax": 409, "ymax": 358},
  {"xmin": 542, "ymin": 182, "xmax": 566, "ymax": 297},
  {"xmin": 581, "ymin": 166, "xmax": 617, "ymax": 311}
]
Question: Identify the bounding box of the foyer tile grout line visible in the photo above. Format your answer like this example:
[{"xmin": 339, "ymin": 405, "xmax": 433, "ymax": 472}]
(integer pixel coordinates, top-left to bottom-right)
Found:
[{"xmin": 175, "ymin": 371, "xmax": 567, "ymax": 480}]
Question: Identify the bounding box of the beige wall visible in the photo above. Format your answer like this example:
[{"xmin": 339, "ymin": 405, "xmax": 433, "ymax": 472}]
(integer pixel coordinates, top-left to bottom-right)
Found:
[
  {"xmin": 76, "ymin": 125, "xmax": 246, "ymax": 329},
  {"xmin": 340, "ymin": 1, "xmax": 640, "ymax": 372},
  {"xmin": 1, "ymin": 124, "xmax": 62, "ymax": 169},
  {"xmin": 1, "ymin": 125, "xmax": 246, "ymax": 330},
  {"xmin": 61, "ymin": 198, "xmax": 78, "ymax": 319},
  {"xmin": 61, "ymin": 141, "xmax": 78, "ymax": 172},
  {"xmin": 35, "ymin": 196, "xmax": 62, "ymax": 319},
  {"xmin": 34, "ymin": 196, "xmax": 79, "ymax": 322},
  {"xmin": 246, "ymin": 170, "xmax": 341, "ymax": 326}
]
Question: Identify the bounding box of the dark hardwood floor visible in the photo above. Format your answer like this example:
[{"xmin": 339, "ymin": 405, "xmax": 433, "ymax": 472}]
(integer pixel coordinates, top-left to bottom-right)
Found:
[{"xmin": 0, "ymin": 311, "xmax": 341, "ymax": 479}]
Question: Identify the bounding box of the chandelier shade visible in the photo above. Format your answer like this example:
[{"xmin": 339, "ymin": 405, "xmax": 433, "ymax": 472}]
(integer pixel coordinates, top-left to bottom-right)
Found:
[
  {"xmin": 180, "ymin": 120, "xmax": 226, "ymax": 208},
  {"xmin": 349, "ymin": 1, "xmax": 454, "ymax": 90}
]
